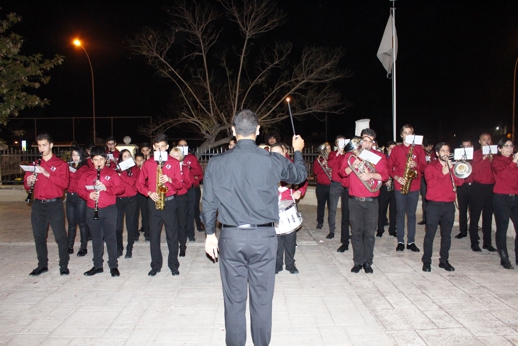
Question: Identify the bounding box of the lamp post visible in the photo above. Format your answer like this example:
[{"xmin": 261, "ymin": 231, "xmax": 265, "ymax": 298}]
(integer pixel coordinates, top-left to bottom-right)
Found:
[
  {"xmin": 73, "ymin": 39, "xmax": 96, "ymax": 143},
  {"xmin": 513, "ymin": 56, "xmax": 518, "ymax": 142}
]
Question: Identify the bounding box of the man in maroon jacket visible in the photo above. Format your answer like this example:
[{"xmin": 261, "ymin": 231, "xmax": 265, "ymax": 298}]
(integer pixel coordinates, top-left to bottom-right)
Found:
[
  {"xmin": 24, "ymin": 133, "xmax": 70, "ymax": 276},
  {"xmin": 313, "ymin": 142, "xmax": 332, "ymax": 233},
  {"xmin": 422, "ymin": 143, "xmax": 464, "ymax": 272}
]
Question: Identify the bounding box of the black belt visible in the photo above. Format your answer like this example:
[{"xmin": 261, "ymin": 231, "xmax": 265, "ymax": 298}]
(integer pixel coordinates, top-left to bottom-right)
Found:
[
  {"xmin": 496, "ymin": 193, "xmax": 516, "ymax": 197},
  {"xmin": 222, "ymin": 223, "xmax": 274, "ymax": 229},
  {"xmin": 35, "ymin": 198, "xmax": 58, "ymax": 203},
  {"xmin": 165, "ymin": 196, "xmax": 175, "ymax": 201},
  {"xmin": 349, "ymin": 196, "xmax": 377, "ymax": 202}
]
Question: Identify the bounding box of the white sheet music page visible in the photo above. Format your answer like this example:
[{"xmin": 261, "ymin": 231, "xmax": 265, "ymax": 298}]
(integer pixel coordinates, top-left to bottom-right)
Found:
[{"xmin": 359, "ymin": 150, "xmax": 381, "ymax": 165}]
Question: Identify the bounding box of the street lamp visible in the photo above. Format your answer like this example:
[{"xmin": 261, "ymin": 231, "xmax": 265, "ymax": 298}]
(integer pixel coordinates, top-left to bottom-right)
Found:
[{"xmin": 73, "ymin": 39, "xmax": 96, "ymax": 143}]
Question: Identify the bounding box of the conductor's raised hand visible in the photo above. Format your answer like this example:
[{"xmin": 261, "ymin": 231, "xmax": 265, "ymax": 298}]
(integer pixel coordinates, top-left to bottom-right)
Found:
[
  {"xmin": 205, "ymin": 234, "xmax": 219, "ymax": 261},
  {"xmin": 292, "ymin": 135, "xmax": 305, "ymax": 152}
]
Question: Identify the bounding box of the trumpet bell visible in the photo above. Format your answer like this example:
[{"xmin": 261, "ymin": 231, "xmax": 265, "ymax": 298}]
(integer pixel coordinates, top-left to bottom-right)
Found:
[
  {"xmin": 344, "ymin": 137, "xmax": 362, "ymax": 153},
  {"xmin": 454, "ymin": 161, "xmax": 472, "ymax": 179}
]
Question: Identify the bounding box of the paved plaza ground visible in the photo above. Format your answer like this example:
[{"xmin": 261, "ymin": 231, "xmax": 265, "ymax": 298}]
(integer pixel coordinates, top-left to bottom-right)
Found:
[{"xmin": 1, "ymin": 201, "xmax": 518, "ymax": 345}]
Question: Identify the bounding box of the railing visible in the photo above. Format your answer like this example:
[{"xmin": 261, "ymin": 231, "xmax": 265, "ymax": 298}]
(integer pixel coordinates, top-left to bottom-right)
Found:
[{"xmin": 0, "ymin": 146, "xmax": 321, "ymax": 185}]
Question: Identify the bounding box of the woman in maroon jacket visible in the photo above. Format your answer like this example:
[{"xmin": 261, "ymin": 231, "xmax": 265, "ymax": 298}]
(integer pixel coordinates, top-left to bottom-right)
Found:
[
  {"xmin": 116, "ymin": 149, "xmax": 138, "ymax": 259},
  {"xmin": 492, "ymin": 138, "xmax": 518, "ymax": 269},
  {"xmin": 66, "ymin": 146, "xmax": 90, "ymax": 256}
]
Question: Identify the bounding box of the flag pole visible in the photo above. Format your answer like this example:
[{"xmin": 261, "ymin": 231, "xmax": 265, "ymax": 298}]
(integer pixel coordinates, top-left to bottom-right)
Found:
[{"xmin": 391, "ymin": 0, "xmax": 397, "ymax": 142}]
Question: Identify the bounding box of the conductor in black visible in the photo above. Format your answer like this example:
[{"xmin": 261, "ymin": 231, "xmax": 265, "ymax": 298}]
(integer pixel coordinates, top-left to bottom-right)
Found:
[{"xmin": 202, "ymin": 109, "xmax": 307, "ymax": 346}]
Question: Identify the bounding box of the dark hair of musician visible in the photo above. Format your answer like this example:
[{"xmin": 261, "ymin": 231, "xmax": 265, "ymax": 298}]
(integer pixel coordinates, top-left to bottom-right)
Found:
[
  {"xmin": 135, "ymin": 152, "xmax": 145, "ymax": 160},
  {"xmin": 153, "ymin": 134, "xmax": 168, "ymax": 144},
  {"xmin": 386, "ymin": 140, "xmax": 397, "ymax": 147},
  {"xmin": 84, "ymin": 141, "xmax": 96, "ymax": 151},
  {"xmin": 270, "ymin": 142, "xmax": 288, "ymax": 154},
  {"xmin": 106, "ymin": 136, "xmax": 116, "ymax": 143},
  {"xmin": 118, "ymin": 149, "xmax": 133, "ymax": 163},
  {"xmin": 265, "ymin": 130, "xmax": 280, "ymax": 144},
  {"xmin": 140, "ymin": 142, "xmax": 151, "ymax": 150},
  {"xmin": 423, "ymin": 138, "xmax": 433, "ymax": 147},
  {"xmin": 233, "ymin": 109, "xmax": 258, "ymax": 137},
  {"xmin": 496, "ymin": 137, "xmax": 513, "ymax": 149},
  {"xmin": 335, "ymin": 134, "xmax": 345, "ymax": 141},
  {"xmin": 36, "ymin": 133, "xmax": 53, "ymax": 143},
  {"xmin": 399, "ymin": 124, "xmax": 414, "ymax": 135},
  {"xmin": 435, "ymin": 142, "xmax": 450, "ymax": 154},
  {"xmin": 90, "ymin": 146, "xmax": 107, "ymax": 159},
  {"xmin": 361, "ymin": 128, "xmax": 377, "ymax": 139},
  {"xmin": 71, "ymin": 146, "xmax": 87, "ymax": 169}
]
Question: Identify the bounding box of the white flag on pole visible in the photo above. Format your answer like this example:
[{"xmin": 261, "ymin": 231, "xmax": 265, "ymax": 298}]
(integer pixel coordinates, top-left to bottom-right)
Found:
[{"xmin": 377, "ymin": 14, "xmax": 398, "ymax": 75}]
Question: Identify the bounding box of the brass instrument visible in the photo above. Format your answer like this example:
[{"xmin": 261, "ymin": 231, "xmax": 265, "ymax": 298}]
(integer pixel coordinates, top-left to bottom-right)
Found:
[
  {"xmin": 400, "ymin": 143, "xmax": 418, "ymax": 195},
  {"xmin": 345, "ymin": 137, "xmax": 382, "ymax": 193},
  {"xmin": 316, "ymin": 142, "xmax": 332, "ymax": 181},
  {"xmin": 25, "ymin": 153, "xmax": 43, "ymax": 203},
  {"xmin": 155, "ymin": 152, "xmax": 168, "ymax": 210},
  {"xmin": 453, "ymin": 148, "xmax": 472, "ymax": 179},
  {"xmin": 445, "ymin": 156, "xmax": 457, "ymax": 192}
]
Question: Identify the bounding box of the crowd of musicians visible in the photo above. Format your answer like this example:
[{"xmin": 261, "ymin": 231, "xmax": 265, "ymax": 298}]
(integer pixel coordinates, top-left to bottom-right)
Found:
[{"xmin": 23, "ymin": 124, "xmax": 518, "ymax": 277}]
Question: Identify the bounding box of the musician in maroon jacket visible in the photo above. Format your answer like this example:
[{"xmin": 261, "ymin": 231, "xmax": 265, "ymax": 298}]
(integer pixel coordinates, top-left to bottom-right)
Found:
[
  {"xmin": 467, "ymin": 133, "xmax": 497, "ymax": 252},
  {"xmin": 455, "ymin": 140, "xmax": 475, "ymax": 241},
  {"xmin": 313, "ymin": 142, "xmax": 332, "ymax": 233},
  {"xmin": 422, "ymin": 142, "xmax": 464, "ymax": 272},
  {"xmin": 78, "ymin": 146, "xmax": 124, "ymax": 277},
  {"xmin": 341, "ymin": 129, "xmax": 388, "ymax": 274},
  {"xmin": 387, "ymin": 124, "xmax": 427, "ymax": 253},
  {"xmin": 136, "ymin": 134, "xmax": 184, "ymax": 276},
  {"xmin": 115, "ymin": 149, "xmax": 138, "ymax": 259},
  {"xmin": 491, "ymin": 138, "xmax": 518, "ymax": 269},
  {"xmin": 24, "ymin": 133, "xmax": 70, "ymax": 276},
  {"xmin": 105, "ymin": 136, "xmax": 120, "ymax": 168},
  {"xmin": 178, "ymin": 139, "xmax": 204, "ymax": 239}
]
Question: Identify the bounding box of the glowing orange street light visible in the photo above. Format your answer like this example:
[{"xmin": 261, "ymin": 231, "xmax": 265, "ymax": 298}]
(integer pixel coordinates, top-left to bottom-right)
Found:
[{"xmin": 73, "ymin": 39, "xmax": 96, "ymax": 143}]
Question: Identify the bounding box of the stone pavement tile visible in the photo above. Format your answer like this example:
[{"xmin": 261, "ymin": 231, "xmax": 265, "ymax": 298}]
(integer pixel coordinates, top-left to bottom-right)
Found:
[
  {"xmin": 4, "ymin": 334, "xmax": 48, "ymax": 345},
  {"xmin": 416, "ymin": 328, "xmax": 484, "ymax": 346},
  {"xmin": 39, "ymin": 337, "xmax": 73, "ymax": 346},
  {"xmin": 420, "ymin": 309, "xmax": 463, "ymax": 329},
  {"xmin": 504, "ymin": 335, "xmax": 518, "ymax": 344},
  {"xmin": 271, "ymin": 327, "xmax": 325, "ymax": 346},
  {"xmin": 447, "ymin": 310, "xmax": 518, "ymax": 337},
  {"xmin": 432, "ymin": 296, "xmax": 488, "ymax": 311},
  {"xmin": 375, "ymin": 307, "xmax": 436, "ymax": 331},
  {"xmin": 289, "ymin": 313, "xmax": 335, "ymax": 328},
  {"xmin": 154, "ymin": 330, "xmax": 213, "ymax": 345},
  {"xmin": 389, "ymin": 331, "xmax": 427, "ymax": 346},
  {"xmin": 477, "ymin": 336, "xmax": 517, "ymax": 346},
  {"xmin": 285, "ymin": 295, "xmax": 330, "ymax": 316},
  {"xmin": 66, "ymin": 337, "xmax": 127, "ymax": 345},
  {"xmin": 346, "ymin": 330, "xmax": 396, "ymax": 346},
  {"xmin": 102, "ymin": 322, "xmax": 135, "ymax": 339},
  {"xmin": 318, "ymin": 326, "xmax": 353, "ymax": 346},
  {"xmin": 489, "ymin": 308, "xmax": 518, "ymax": 326},
  {"xmin": 163, "ymin": 308, "xmax": 218, "ymax": 329}
]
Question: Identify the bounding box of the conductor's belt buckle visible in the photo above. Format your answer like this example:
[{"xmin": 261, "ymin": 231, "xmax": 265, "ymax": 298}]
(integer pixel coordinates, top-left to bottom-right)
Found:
[{"xmin": 358, "ymin": 197, "xmax": 366, "ymax": 202}]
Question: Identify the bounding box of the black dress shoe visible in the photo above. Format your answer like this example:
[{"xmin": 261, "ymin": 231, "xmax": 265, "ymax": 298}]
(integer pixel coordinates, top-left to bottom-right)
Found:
[
  {"xmin": 110, "ymin": 268, "xmax": 120, "ymax": 277},
  {"xmin": 286, "ymin": 266, "xmax": 299, "ymax": 274},
  {"xmin": 471, "ymin": 244, "xmax": 482, "ymax": 252},
  {"xmin": 407, "ymin": 243, "xmax": 420, "ymax": 252},
  {"xmin": 148, "ymin": 269, "xmax": 161, "ymax": 276},
  {"xmin": 376, "ymin": 231, "xmax": 383, "ymax": 238},
  {"xmin": 422, "ymin": 263, "xmax": 431, "ymax": 272},
  {"xmin": 60, "ymin": 267, "xmax": 70, "ymax": 276},
  {"xmin": 179, "ymin": 248, "xmax": 186, "ymax": 257},
  {"xmin": 188, "ymin": 236, "xmax": 195, "ymax": 242},
  {"xmin": 171, "ymin": 269, "xmax": 180, "ymax": 276},
  {"xmin": 29, "ymin": 267, "xmax": 48, "ymax": 276},
  {"xmin": 145, "ymin": 237, "xmax": 150, "ymax": 242},
  {"xmin": 455, "ymin": 233, "xmax": 467, "ymax": 239},
  {"xmin": 337, "ymin": 244, "xmax": 349, "ymax": 253},
  {"xmin": 326, "ymin": 232, "xmax": 334, "ymax": 239},
  {"xmin": 275, "ymin": 267, "xmax": 283, "ymax": 274},
  {"xmin": 77, "ymin": 249, "xmax": 88, "ymax": 257},
  {"xmin": 396, "ymin": 243, "xmax": 405, "ymax": 251},
  {"xmin": 418, "ymin": 220, "xmax": 426, "ymax": 225},
  {"xmin": 316, "ymin": 223, "xmax": 323, "ymax": 230},
  {"xmin": 84, "ymin": 267, "xmax": 103, "ymax": 276},
  {"xmin": 363, "ymin": 263, "xmax": 373, "ymax": 274},
  {"xmin": 483, "ymin": 244, "xmax": 497, "ymax": 252},
  {"xmin": 439, "ymin": 261, "xmax": 455, "ymax": 271},
  {"xmin": 125, "ymin": 251, "xmax": 132, "ymax": 259},
  {"xmin": 117, "ymin": 249, "xmax": 123, "ymax": 258},
  {"xmin": 68, "ymin": 248, "xmax": 74, "ymax": 254},
  {"xmin": 389, "ymin": 231, "xmax": 397, "ymax": 237},
  {"xmin": 351, "ymin": 264, "xmax": 363, "ymax": 273}
]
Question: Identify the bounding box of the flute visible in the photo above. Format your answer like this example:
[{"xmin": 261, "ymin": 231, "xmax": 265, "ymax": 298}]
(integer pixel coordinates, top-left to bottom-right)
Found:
[
  {"xmin": 25, "ymin": 153, "xmax": 43, "ymax": 203},
  {"xmin": 93, "ymin": 165, "xmax": 101, "ymax": 220}
]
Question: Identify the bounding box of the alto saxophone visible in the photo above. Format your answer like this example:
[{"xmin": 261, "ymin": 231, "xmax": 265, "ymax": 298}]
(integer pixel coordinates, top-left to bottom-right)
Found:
[
  {"xmin": 400, "ymin": 143, "xmax": 418, "ymax": 195},
  {"xmin": 155, "ymin": 154, "xmax": 168, "ymax": 210}
]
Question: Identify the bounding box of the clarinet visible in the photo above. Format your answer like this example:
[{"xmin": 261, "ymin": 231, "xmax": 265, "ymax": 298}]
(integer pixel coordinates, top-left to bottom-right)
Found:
[
  {"xmin": 93, "ymin": 165, "xmax": 101, "ymax": 220},
  {"xmin": 25, "ymin": 153, "xmax": 43, "ymax": 203}
]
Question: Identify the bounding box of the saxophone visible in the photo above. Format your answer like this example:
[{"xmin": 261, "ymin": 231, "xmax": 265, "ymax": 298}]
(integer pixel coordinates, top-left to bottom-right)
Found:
[
  {"xmin": 155, "ymin": 154, "xmax": 168, "ymax": 210},
  {"xmin": 400, "ymin": 144, "xmax": 418, "ymax": 195}
]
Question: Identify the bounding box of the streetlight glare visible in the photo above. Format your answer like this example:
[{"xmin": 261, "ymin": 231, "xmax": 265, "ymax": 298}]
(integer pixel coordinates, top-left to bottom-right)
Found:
[
  {"xmin": 73, "ymin": 39, "xmax": 81, "ymax": 46},
  {"xmin": 286, "ymin": 97, "xmax": 291, "ymax": 102}
]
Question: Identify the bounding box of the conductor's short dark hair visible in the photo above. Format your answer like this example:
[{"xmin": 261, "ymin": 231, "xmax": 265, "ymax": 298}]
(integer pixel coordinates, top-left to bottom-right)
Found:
[
  {"xmin": 154, "ymin": 134, "xmax": 168, "ymax": 144},
  {"xmin": 90, "ymin": 146, "xmax": 107, "ymax": 159},
  {"xmin": 233, "ymin": 109, "xmax": 258, "ymax": 137},
  {"xmin": 36, "ymin": 133, "xmax": 53, "ymax": 143}
]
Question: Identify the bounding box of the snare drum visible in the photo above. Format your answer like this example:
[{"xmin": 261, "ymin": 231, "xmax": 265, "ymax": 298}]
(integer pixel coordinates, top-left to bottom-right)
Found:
[{"xmin": 275, "ymin": 200, "xmax": 303, "ymax": 236}]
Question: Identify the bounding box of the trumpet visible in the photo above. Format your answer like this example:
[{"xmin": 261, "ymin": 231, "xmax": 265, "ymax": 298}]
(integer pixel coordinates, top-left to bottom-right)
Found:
[{"xmin": 345, "ymin": 137, "xmax": 381, "ymax": 193}]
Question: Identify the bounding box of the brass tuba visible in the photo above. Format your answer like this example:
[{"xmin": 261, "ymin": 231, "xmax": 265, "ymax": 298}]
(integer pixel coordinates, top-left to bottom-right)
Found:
[
  {"xmin": 155, "ymin": 152, "xmax": 168, "ymax": 210},
  {"xmin": 316, "ymin": 142, "xmax": 332, "ymax": 181},
  {"xmin": 345, "ymin": 137, "xmax": 382, "ymax": 193}
]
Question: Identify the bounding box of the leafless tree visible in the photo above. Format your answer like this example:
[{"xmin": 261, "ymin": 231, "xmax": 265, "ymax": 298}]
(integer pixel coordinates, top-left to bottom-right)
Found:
[{"xmin": 130, "ymin": 0, "xmax": 351, "ymax": 154}]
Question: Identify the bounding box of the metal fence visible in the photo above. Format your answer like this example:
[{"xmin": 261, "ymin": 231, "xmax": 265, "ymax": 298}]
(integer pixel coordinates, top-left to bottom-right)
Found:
[{"xmin": 0, "ymin": 146, "xmax": 321, "ymax": 185}]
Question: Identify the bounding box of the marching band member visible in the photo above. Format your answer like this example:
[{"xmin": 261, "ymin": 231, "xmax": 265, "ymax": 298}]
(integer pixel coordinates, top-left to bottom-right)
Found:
[
  {"xmin": 467, "ymin": 133, "xmax": 497, "ymax": 252},
  {"xmin": 388, "ymin": 125, "xmax": 427, "ymax": 253},
  {"xmin": 271, "ymin": 143, "xmax": 308, "ymax": 274},
  {"xmin": 422, "ymin": 142, "xmax": 463, "ymax": 272},
  {"xmin": 105, "ymin": 136, "xmax": 120, "ymax": 168},
  {"xmin": 455, "ymin": 140, "xmax": 475, "ymax": 241},
  {"xmin": 491, "ymin": 138, "xmax": 518, "ymax": 269},
  {"xmin": 377, "ymin": 141, "xmax": 397, "ymax": 237},
  {"xmin": 177, "ymin": 139, "xmax": 204, "ymax": 238},
  {"xmin": 84, "ymin": 141, "xmax": 95, "ymax": 169},
  {"xmin": 134, "ymin": 152, "xmax": 148, "ymax": 242},
  {"xmin": 78, "ymin": 146, "xmax": 124, "ymax": 277},
  {"xmin": 418, "ymin": 138, "xmax": 436, "ymax": 225},
  {"xmin": 66, "ymin": 146, "xmax": 89, "ymax": 256},
  {"xmin": 115, "ymin": 149, "xmax": 138, "ymax": 259},
  {"xmin": 341, "ymin": 129, "xmax": 388, "ymax": 274},
  {"xmin": 169, "ymin": 147, "xmax": 194, "ymax": 257},
  {"xmin": 25, "ymin": 133, "xmax": 70, "ymax": 276},
  {"xmin": 313, "ymin": 142, "xmax": 332, "ymax": 232},
  {"xmin": 136, "ymin": 134, "xmax": 184, "ymax": 276}
]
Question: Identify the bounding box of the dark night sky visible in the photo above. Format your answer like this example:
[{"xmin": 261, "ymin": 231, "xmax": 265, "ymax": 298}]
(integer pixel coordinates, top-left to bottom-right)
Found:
[{"xmin": 3, "ymin": 0, "xmax": 518, "ymax": 147}]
